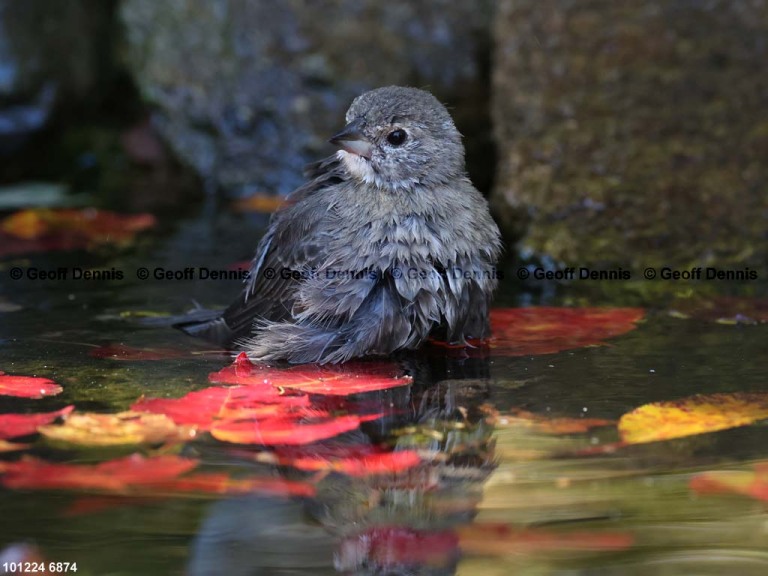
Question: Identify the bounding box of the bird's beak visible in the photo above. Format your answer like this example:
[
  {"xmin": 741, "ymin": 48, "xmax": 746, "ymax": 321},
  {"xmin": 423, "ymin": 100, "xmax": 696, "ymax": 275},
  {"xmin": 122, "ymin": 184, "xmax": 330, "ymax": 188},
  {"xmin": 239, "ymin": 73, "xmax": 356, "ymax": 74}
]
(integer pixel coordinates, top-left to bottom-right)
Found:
[{"xmin": 329, "ymin": 118, "xmax": 374, "ymax": 160}]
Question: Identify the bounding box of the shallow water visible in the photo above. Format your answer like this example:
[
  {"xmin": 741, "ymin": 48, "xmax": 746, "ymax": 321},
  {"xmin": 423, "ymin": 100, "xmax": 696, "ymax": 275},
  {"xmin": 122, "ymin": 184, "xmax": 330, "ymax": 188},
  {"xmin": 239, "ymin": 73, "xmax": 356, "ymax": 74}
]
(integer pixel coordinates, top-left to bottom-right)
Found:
[{"xmin": 1, "ymin": 203, "xmax": 768, "ymax": 575}]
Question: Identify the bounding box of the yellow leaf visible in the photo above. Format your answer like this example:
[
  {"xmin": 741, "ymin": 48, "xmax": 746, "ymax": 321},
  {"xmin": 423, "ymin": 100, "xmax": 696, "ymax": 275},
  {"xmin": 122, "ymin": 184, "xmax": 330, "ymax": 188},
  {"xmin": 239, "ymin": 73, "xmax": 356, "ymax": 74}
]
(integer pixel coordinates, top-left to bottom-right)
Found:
[
  {"xmin": 38, "ymin": 411, "xmax": 197, "ymax": 447},
  {"xmin": 619, "ymin": 393, "xmax": 768, "ymax": 444}
]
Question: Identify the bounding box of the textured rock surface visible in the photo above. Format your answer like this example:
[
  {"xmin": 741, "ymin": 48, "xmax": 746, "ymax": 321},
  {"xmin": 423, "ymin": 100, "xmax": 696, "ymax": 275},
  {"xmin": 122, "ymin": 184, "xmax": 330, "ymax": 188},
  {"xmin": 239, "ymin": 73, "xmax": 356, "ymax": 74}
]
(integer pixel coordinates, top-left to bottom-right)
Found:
[
  {"xmin": 492, "ymin": 0, "xmax": 768, "ymax": 270},
  {"xmin": 120, "ymin": 0, "xmax": 492, "ymax": 196}
]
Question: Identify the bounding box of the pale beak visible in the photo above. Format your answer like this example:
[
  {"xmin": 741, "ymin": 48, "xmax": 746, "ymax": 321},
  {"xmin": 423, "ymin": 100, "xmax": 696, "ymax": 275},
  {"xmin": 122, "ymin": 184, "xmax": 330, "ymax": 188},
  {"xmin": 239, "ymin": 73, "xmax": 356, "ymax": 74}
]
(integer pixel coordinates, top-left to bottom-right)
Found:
[{"xmin": 329, "ymin": 118, "xmax": 374, "ymax": 159}]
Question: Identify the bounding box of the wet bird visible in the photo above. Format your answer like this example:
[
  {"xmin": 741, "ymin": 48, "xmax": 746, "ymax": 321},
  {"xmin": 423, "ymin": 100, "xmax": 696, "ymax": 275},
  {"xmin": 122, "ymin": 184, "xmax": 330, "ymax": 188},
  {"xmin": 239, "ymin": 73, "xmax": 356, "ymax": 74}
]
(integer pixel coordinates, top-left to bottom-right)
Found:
[{"xmin": 181, "ymin": 86, "xmax": 501, "ymax": 364}]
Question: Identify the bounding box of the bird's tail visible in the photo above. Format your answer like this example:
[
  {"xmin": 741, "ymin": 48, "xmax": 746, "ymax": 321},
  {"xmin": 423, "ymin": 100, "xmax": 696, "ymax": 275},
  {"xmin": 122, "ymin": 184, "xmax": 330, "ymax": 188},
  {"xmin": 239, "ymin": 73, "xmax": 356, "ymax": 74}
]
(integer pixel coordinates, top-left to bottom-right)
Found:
[
  {"xmin": 176, "ymin": 313, "xmax": 235, "ymax": 347},
  {"xmin": 138, "ymin": 306, "xmax": 235, "ymax": 348}
]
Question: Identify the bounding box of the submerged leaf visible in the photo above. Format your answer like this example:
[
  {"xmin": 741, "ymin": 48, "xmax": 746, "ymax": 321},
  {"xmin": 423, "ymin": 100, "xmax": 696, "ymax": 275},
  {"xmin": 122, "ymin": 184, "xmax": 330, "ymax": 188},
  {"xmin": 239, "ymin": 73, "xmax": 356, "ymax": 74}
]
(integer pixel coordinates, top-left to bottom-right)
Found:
[
  {"xmin": 434, "ymin": 307, "xmax": 644, "ymax": 357},
  {"xmin": 487, "ymin": 307, "xmax": 645, "ymax": 357},
  {"xmin": 619, "ymin": 393, "xmax": 768, "ymax": 444},
  {"xmin": 0, "ymin": 373, "xmax": 63, "ymax": 398}
]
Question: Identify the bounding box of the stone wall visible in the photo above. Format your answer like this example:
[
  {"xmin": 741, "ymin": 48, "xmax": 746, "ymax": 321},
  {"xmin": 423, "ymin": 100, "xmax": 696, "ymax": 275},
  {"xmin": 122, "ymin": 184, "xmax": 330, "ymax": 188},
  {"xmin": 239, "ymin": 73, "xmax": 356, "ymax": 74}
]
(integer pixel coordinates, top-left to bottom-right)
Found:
[
  {"xmin": 119, "ymin": 0, "xmax": 492, "ymax": 196},
  {"xmin": 491, "ymin": 0, "xmax": 768, "ymax": 270}
]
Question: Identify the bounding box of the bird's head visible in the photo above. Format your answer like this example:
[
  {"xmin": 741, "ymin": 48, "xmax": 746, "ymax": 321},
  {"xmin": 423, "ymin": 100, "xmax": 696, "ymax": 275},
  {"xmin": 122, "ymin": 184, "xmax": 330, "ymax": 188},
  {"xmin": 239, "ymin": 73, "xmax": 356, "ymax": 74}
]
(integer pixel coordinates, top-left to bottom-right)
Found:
[{"xmin": 330, "ymin": 86, "xmax": 466, "ymax": 192}]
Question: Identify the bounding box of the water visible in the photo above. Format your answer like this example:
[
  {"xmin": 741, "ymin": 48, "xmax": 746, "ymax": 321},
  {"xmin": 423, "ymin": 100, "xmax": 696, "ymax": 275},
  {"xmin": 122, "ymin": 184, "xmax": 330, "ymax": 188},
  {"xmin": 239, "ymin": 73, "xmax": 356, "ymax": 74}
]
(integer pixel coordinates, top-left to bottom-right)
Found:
[{"xmin": 1, "ymin": 204, "xmax": 767, "ymax": 575}]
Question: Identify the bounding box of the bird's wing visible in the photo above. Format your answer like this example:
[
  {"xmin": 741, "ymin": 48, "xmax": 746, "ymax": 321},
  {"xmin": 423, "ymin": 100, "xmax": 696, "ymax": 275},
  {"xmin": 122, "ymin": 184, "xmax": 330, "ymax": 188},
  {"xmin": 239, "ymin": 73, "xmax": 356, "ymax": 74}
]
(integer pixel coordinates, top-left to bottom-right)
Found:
[{"xmin": 220, "ymin": 155, "xmax": 345, "ymax": 339}]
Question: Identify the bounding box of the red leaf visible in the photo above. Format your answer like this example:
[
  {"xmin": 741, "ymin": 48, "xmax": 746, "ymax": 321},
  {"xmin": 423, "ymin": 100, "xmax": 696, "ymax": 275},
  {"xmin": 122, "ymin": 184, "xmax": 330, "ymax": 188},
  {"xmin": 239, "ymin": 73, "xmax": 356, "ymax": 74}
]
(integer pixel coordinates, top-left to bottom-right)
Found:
[
  {"xmin": 0, "ymin": 372, "xmax": 63, "ymax": 398},
  {"xmin": 131, "ymin": 386, "xmax": 309, "ymax": 430},
  {"xmin": 210, "ymin": 353, "xmax": 413, "ymax": 396},
  {"xmin": 0, "ymin": 406, "xmax": 75, "ymax": 439},
  {"xmin": 132, "ymin": 388, "xmax": 233, "ymax": 428},
  {"xmin": 89, "ymin": 344, "xmax": 184, "ymax": 361},
  {"xmin": 211, "ymin": 414, "xmax": 365, "ymax": 446},
  {"xmin": 486, "ymin": 307, "xmax": 644, "ymax": 357},
  {"xmin": 0, "ymin": 454, "xmax": 198, "ymax": 492}
]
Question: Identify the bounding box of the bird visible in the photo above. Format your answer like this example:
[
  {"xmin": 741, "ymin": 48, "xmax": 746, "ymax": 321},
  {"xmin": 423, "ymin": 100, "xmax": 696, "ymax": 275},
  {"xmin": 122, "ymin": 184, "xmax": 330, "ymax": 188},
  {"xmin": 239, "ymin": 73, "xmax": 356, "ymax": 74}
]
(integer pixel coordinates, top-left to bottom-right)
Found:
[{"xmin": 180, "ymin": 86, "xmax": 502, "ymax": 364}]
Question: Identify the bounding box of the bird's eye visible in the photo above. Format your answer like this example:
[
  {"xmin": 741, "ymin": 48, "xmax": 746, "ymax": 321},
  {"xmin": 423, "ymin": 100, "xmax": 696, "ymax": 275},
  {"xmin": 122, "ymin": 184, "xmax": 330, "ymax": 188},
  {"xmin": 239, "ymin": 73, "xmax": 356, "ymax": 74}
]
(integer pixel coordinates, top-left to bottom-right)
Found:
[{"xmin": 386, "ymin": 129, "xmax": 407, "ymax": 146}]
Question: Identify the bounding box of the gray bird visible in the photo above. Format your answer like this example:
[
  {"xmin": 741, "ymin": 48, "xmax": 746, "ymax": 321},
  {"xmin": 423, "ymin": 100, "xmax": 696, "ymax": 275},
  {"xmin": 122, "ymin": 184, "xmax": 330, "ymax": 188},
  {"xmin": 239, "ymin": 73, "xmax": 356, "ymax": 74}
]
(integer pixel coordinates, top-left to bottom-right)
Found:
[{"xmin": 182, "ymin": 86, "xmax": 501, "ymax": 364}]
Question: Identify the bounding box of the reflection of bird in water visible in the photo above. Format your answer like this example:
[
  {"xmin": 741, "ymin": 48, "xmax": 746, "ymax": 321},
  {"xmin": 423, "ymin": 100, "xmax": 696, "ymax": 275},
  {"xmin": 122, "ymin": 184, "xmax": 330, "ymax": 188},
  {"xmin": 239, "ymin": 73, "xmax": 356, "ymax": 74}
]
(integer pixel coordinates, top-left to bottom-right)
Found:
[
  {"xmin": 188, "ymin": 496, "xmax": 337, "ymax": 576},
  {"xmin": 188, "ymin": 351, "xmax": 495, "ymax": 575}
]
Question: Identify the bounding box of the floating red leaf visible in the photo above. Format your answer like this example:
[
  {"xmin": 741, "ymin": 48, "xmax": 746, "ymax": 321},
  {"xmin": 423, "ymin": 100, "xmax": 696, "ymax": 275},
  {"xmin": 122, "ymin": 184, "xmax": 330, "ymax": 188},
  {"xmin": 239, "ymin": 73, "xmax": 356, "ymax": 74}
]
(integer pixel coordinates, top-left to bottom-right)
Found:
[
  {"xmin": 131, "ymin": 386, "xmax": 308, "ymax": 429},
  {"xmin": 132, "ymin": 387, "xmax": 233, "ymax": 428},
  {"xmin": 0, "ymin": 372, "xmax": 63, "ymax": 398},
  {"xmin": 209, "ymin": 353, "xmax": 412, "ymax": 396},
  {"xmin": 485, "ymin": 307, "xmax": 645, "ymax": 357},
  {"xmin": 0, "ymin": 406, "xmax": 74, "ymax": 439},
  {"xmin": 0, "ymin": 454, "xmax": 198, "ymax": 492}
]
